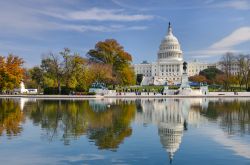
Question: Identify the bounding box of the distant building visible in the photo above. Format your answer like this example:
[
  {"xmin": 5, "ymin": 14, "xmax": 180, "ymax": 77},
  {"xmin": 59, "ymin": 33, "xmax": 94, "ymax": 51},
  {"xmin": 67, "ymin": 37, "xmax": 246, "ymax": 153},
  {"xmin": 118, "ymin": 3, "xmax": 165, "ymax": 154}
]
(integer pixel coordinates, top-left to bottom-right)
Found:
[
  {"xmin": 134, "ymin": 61, "xmax": 152, "ymax": 77},
  {"xmin": 187, "ymin": 60, "xmax": 208, "ymax": 76},
  {"xmin": 216, "ymin": 61, "xmax": 241, "ymax": 76}
]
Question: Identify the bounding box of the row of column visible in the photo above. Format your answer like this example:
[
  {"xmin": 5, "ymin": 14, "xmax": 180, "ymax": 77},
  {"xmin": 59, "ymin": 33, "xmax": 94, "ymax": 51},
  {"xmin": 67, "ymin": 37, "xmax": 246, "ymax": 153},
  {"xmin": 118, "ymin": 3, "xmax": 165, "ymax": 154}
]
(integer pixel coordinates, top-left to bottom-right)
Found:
[{"xmin": 160, "ymin": 64, "xmax": 181, "ymax": 73}]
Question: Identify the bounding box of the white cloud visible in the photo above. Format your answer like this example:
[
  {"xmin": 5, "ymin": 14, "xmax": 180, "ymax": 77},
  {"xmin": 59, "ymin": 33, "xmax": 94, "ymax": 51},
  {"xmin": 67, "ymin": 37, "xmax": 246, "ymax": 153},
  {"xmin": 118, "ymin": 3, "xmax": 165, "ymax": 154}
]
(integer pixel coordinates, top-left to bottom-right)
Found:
[
  {"xmin": 203, "ymin": 127, "xmax": 250, "ymax": 159},
  {"xmin": 190, "ymin": 27, "xmax": 250, "ymax": 58},
  {"xmin": 186, "ymin": 49, "xmax": 238, "ymax": 58},
  {"xmin": 65, "ymin": 154, "xmax": 104, "ymax": 162},
  {"xmin": 111, "ymin": 0, "xmax": 250, "ymax": 11},
  {"xmin": 211, "ymin": 27, "xmax": 250, "ymax": 49},
  {"xmin": 40, "ymin": 7, "xmax": 154, "ymax": 22},
  {"xmin": 0, "ymin": 1, "xmax": 151, "ymax": 36},
  {"xmin": 61, "ymin": 24, "xmax": 148, "ymax": 32},
  {"xmin": 218, "ymin": 0, "xmax": 250, "ymax": 10}
]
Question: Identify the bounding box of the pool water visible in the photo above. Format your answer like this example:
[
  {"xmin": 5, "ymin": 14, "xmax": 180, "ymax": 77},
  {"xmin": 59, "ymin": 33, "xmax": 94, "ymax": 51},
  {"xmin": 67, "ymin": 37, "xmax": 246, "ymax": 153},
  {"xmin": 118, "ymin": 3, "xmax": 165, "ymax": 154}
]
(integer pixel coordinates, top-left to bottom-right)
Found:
[{"xmin": 0, "ymin": 98, "xmax": 249, "ymax": 165}]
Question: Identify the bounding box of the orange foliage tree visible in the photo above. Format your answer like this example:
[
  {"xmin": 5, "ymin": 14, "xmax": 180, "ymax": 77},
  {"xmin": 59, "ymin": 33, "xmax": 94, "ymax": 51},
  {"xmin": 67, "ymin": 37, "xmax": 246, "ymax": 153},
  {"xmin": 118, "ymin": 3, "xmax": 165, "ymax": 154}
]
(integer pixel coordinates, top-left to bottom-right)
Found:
[
  {"xmin": 189, "ymin": 75, "xmax": 207, "ymax": 83},
  {"xmin": 0, "ymin": 54, "xmax": 24, "ymax": 92},
  {"xmin": 87, "ymin": 39, "xmax": 135, "ymax": 86}
]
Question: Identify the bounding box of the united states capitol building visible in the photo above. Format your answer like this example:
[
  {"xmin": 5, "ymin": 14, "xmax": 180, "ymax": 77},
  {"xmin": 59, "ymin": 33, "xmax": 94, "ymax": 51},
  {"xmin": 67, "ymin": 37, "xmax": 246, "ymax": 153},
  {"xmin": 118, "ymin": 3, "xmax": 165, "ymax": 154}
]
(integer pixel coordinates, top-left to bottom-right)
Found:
[{"xmin": 134, "ymin": 23, "xmax": 217, "ymax": 85}]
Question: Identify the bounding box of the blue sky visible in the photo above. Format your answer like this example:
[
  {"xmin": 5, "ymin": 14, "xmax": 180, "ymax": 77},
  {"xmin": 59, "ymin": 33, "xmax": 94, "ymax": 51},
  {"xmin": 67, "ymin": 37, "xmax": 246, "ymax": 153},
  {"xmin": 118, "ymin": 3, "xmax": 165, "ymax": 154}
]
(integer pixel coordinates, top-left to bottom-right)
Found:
[{"xmin": 0, "ymin": 0, "xmax": 250, "ymax": 67}]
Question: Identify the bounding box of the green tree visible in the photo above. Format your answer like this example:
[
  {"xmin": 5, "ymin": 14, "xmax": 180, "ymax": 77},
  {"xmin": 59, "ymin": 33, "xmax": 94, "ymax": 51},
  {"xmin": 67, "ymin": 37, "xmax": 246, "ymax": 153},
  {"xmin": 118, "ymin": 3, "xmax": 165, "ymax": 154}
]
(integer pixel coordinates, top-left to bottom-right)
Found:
[
  {"xmin": 41, "ymin": 52, "xmax": 64, "ymax": 94},
  {"xmin": 200, "ymin": 67, "xmax": 223, "ymax": 84},
  {"xmin": 23, "ymin": 68, "xmax": 37, "ymax": 89},
  {"xmin": 136, "ymin": 74, "xmax": 143, "ymax": 85},
  {"xmin": 30, "ymin": 66, "xmax": 44, "ymax": 92},
  {"xmin": 60, "ymin": 48, "xmax": 86, "ymax": 88},
  {"xmin": 40, "ymin": 48, "xmax": 86, "ymax": 94}
]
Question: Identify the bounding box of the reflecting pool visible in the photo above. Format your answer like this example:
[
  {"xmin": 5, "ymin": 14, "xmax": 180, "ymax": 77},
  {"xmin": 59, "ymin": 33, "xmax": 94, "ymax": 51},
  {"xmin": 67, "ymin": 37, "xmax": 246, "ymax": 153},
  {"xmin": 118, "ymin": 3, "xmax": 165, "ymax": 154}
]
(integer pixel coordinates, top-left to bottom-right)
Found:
[{"xmin": 0, "ymin": 98, "xmax": 250, "ymax": 165}]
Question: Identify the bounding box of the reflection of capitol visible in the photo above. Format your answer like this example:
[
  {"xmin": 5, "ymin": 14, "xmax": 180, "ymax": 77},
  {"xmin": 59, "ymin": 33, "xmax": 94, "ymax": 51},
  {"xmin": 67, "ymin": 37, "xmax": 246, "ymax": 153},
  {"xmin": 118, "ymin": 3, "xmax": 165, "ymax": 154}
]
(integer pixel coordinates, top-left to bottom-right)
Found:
[
  {"xmin": 135, "ymin": 98, "xmax": 208, "ymax": 163},
  {"xmin": 158, "ymin": 119, "xmax": 184, "ymax": 163}
]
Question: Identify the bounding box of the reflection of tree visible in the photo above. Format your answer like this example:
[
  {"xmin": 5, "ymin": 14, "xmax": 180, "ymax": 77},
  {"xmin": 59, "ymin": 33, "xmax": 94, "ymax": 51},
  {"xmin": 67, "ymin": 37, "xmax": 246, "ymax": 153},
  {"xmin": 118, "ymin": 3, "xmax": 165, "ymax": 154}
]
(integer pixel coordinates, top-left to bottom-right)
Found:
[
  {"xmin": 24, "ymin": 100, "xmax": 89, "ymax": 145},
  {"xmin": 202, "ymin": 100, "xmax": 250, "ymax": 135},
  {"xmin": 24, "ymin": 100, "xmax": 135, "ymax": 148},
  {"xmin": 87, "ymin": 102, "xmax": 135, "ymax": 150},
  {"xmin": 0, "ymin": 99, "xmax": 24, "ymax": 137}
]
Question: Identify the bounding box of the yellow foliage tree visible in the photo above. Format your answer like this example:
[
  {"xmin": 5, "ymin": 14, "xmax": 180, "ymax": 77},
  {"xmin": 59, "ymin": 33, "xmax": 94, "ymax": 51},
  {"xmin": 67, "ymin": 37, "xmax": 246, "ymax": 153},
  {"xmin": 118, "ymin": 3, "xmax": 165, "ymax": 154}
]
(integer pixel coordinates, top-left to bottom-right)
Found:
[{"xmin": 0, "ymin": 54, "xmax": 24, "ymax": 92}]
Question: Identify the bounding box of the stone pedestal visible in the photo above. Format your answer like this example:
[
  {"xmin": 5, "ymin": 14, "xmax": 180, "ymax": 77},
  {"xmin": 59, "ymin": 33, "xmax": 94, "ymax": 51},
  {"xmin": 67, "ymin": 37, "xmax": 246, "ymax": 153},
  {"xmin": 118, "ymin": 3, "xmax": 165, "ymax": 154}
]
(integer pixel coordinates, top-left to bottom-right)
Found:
[{"xmin": 180, "ymin": 73, "xmax": 190, "ymax": 89}]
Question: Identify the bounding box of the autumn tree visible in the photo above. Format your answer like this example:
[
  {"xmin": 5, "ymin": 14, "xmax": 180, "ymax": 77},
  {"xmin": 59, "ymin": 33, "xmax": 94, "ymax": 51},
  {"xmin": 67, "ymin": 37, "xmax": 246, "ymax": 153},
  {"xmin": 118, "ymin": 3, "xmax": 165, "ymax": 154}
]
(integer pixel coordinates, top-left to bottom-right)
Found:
[
  {"xmin": 90, "ymin": 63, "xmax": 114, "ymax": 84},
  {"xmin": 0, "ymin": 54, "xmax": 24, "ymax": 93},
  {"xmin": 87, "ymin": 39, "xmax": 136, "ymax": 86},
  {"xmin": 189, "ymin": 75, "xmax": 207, "ymax": 83}
]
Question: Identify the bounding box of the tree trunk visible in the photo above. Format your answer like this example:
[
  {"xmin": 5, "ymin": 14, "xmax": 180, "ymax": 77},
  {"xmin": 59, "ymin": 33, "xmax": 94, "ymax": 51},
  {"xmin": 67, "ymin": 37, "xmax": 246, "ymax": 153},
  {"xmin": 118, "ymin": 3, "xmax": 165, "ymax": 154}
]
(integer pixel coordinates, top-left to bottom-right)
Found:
[{"xmin": 58, "ymin": 80, "xmax": 61, "ymax": 95}]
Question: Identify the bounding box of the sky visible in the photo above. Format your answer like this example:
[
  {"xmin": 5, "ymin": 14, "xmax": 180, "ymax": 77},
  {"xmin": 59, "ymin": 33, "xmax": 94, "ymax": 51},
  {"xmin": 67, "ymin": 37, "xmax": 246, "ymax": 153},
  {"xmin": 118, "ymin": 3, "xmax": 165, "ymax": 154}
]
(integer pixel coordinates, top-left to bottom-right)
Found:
[{"xmin": 0, "ymin": 0, "xmax": 250, "ymax": 67}]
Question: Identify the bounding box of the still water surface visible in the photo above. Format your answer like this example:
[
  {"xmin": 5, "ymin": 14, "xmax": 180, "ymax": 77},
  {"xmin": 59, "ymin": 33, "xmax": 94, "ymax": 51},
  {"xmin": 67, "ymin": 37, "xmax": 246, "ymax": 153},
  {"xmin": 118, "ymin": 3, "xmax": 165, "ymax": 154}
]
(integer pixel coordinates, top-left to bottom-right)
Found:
[{"xmin": 0, "ymin": 98, "xmax": 250, "ymax": 165}]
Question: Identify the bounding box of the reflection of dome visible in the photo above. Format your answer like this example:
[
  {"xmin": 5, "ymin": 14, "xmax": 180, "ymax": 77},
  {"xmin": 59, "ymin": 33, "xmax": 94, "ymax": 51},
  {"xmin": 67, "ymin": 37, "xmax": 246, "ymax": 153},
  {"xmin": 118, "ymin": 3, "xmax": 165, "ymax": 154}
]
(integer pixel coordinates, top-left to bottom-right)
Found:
[
  {"xmin": 158, "ymin": 121, "xmax": 184, "ymax": 163},
  {"xmin": 158, "ymin": 22, "xmax": 183, "ymax": 62}
]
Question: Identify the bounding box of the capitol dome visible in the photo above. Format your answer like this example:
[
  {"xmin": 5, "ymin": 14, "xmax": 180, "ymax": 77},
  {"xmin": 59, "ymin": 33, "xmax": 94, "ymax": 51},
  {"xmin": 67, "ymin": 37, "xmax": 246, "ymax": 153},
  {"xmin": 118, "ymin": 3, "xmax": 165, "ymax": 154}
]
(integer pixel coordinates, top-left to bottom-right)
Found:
[{"xmin": 157, "ymin": 22, "xmax": 183, "ymax": 61}]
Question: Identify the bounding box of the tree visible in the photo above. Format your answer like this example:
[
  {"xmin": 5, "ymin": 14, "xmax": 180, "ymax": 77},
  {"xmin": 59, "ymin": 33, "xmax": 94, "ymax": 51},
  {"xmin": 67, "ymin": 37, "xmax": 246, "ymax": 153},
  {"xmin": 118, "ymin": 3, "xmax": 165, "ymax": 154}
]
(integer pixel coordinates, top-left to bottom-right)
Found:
[
  {"xmin": 87, "ymin": 39, "xmax": 135, "ymax": 86},
  {"xmin": 40, "ymin": 48, "xmax": 86, "ymax": 94},
  {"xmin": 118, "ymin": 66, "xmax": 136, "ymax": 85},
  {"xmin": 60, "ymin": 48, "xmax": 86, "ymax": 88},
  {"xmin": 136, "ymin": 74, "xmax": 143, "ymax": 85},
  {"xmin": 214, "ymin": 73, "xmax": 237, "ymax": 90},
  {"xmin": 41, "ymin": 53, "xmax": 64, "ymax": 94},
  {"xmin": 200, "ymin": 67, "xmax": 223, "ymax": 84},
  {"xmin": 90, "ymin": 63, "xmax": 114, "ymax": 84},
  {"xmin": 75, "ymin": 66, "xmax": 94, "ymax": 92},
  {"xmin": 235, "ymin": 54, "xmax": 250, "ymax": 90},
  {"xmin": 0, "ymin": 54, "xmax": 24, "ymax": 93},
  {"xmin": 29, "ymin": 66, "xmax": 44, "ymax": 92},
  {"xmin": 219, "ymin": 52, "xmax": 234, "ymax": 91},
  {"xmin": 23, "ymin": 68, "xmax": 37, "ymax": 89},
  {"xmin": 189, "ymin": 75, "xmax": 207, "ymax": 83}
]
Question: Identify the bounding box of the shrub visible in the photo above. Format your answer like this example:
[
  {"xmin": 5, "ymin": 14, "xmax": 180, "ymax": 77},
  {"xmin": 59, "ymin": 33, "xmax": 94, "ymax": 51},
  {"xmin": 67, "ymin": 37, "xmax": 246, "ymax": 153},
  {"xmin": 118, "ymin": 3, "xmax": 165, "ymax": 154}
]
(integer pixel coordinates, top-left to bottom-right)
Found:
[{"xmin": 43, "ymin": 86, "xmax": 73, "ymax": 95}]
